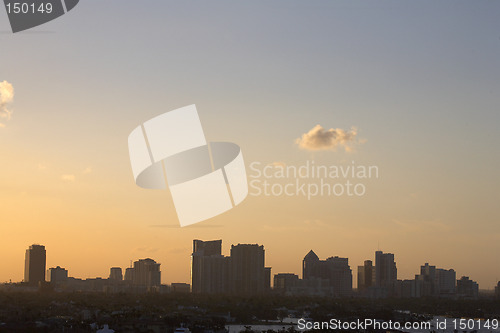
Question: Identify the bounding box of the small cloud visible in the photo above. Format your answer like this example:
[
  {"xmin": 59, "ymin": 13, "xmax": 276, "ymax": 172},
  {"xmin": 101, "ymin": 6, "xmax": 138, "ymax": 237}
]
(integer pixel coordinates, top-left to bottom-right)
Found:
[
  {"xmin": 134, "ymin": 246, "xmax": 159, "ymax": 253},
  {"xmin": 61, "ymin": 174, "xmax": 76, "ymax": 182},
  {"xmin": 0, "ymin": 81, "xmax": 14, "ymax": 126},
  {"xmin": 83, "ymin": 167, "xmax": 92, "ymax": 175},
  {"xmin": 303, "ymin": 219, "xmax": 330, "ymax": 228},
  {"xmin": 295, "ymin": 125, "xmax": 364, "ymax": 152},
  {"xmin": 37, "ymin": 163, "xmax": 48, "ymax": 170},
  {"xmin": 392, "ymin": 218, "xmax": 451, "ymax": 233},
  {"xmin": 169, "ymin": 248, "xmax": 188, "ymax": 254}
]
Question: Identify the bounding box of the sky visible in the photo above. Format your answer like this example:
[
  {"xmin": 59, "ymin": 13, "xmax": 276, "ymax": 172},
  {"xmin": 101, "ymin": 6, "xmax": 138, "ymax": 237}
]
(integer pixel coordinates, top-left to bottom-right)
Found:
[{"xmin": 0, "ymin": 0, "xmax": 499, "ymax": 288}]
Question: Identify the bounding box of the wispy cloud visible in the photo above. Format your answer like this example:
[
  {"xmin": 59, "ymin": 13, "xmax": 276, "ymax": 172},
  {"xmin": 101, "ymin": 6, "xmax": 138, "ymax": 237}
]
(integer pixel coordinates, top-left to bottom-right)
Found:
[
  {"xmin": 295, "ymin": 125, "xmax": 364, "ymax": 152},
  {"xmin": 37, "ymin": 163, "xmax": 48, "ymax": 171},
  {"xmin": 134, "ymin": 246, "xmax": 159, "ymax": 253},
  {"xmin": 83, "ymin": 167, "xmax": 92, "ymax": 175},
  {"xmin": 0, "ymin": 81, "xmax": 14, "ymax": 127},
  {"xmin": 391, "ymin": 218, "xmax": 452, "ymax": 233},
  {"xmin": 61, "ymin": 174, "xmax": 76, "ymax": 182}
]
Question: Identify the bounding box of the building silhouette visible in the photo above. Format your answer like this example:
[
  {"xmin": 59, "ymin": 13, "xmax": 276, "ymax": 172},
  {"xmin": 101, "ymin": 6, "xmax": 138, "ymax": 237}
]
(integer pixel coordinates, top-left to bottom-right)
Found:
[
  {"xmin": 274, "ymin": 273, "xmax": 299, "ymax": 293},
  {"xmin": 24, "ymin": 244, "xmax": 46, "ymax": 285},
  {"xmin": 132, "ymin": 258, "xmax": 161, "ymax": 288},
  {"xmin": 191, "ymin": 240, "xmax": 270, "ymax": 295},
  {"xmin": 375, "ymin": 251, "xmax": 397, "ymax": 296},
  {"xmin": 47, "ymin": 266, "xmax": 68, "ymax": 284},
  {"xmin": 264, "ymin": 267, "xmax": 272, "ymax": 291},
  {"xmin": 230, "ymin": 244, "xmax": 267, "ymax": 295},
  {"xmin": 357, "ymin": 260, "xmax": 374, "ymax": 292},
  {"xmin": 191, "ymin": 239, "xmax": 230, "ymax": 294},
  {"xmin": 124, "ymin": 267, "xmax": 134, "ymax": 281},
  {"xmin": 302, "ymin": 250, "xmax": 352, "ymax": 297},
  {"xmin": 415, "ymin": 263, "xmax": 436, "ymax": 297},
  {"xmin": 435, "ymin": 268, "xmax": 456, "ymax": 297},
  {"xmin": 109, "ymin": 267, "xmax": 123, "ymax": 281},
  {"xmin": 457, "ymin": 276, "xmax": 479, "ymax": 299}
]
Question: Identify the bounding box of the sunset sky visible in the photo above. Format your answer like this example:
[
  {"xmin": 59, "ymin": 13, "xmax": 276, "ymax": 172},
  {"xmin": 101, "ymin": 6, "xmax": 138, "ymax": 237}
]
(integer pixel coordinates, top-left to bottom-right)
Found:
[{"xmin": 1, "ymin": 1, "xmax": 499, "ymax": 288}]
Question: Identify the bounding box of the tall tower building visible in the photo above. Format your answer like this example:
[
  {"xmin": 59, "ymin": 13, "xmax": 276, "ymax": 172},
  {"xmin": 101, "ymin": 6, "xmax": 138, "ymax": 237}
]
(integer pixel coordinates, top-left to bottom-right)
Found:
[
  {"xmin": 124, "ymin": 267, "xmax": 134, "ymax": 281},
  {"xmin": 109, "ymin": 267, "xmax": 123, "ymax": 281},
  {"xmin": 133, "ymin": 258, "xmax": 161, "ymax": 288},
  {"xmin": 24, "ymin": 244, "xmax": 46, "ymax": 285},
  {"xmin": 302, "ymin": 250, "xmax": 320, "ymax": 280},
  {"xmin": 357, "ymin": 260, "xmax": 374, "ymax": 292},
  {"xmin": 375, "ymin": 251, "xmax": 397, "ymax": 292},
  {"xmin": 435, "ymin": 268, "xmax": 456, "ymax": 296},
  {"xmin": 191, "ymin": 239, "xmax": 230, "ymax": 294},
  {"xmin": 302, "ymin": 250, "xmax": 352, "ymax": 297},
  {"xmin": 230, "ymin": 244, "xmax": 265, "ymax": 295}
]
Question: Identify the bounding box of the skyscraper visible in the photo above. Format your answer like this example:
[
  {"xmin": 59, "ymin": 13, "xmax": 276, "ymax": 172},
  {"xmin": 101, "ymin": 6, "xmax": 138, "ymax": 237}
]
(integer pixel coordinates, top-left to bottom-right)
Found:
[
  {"xmin": 357, "ymin": 260, "xmax": 374, "ymax": 292},
  {"xmin": 24, "ymin": 244, "xmax": 46, "ymax": 285},
  {"xmin": 48, "ymin": 266, "xmax": 68, "ymax": 284},
  {"xmin": 457, "ymin": 276, "xmax": 479, "ymax": 299},
  {"xmin": 230, "ymin": 244, "xmax": 266, "ymax": 295},
  {"xmin": 375, "ymin": 251, "xmax": 397, "ymax": 295},
  {"xmin": 302, "ymin": 250, "xmax": 320, "ymax": 280},
  {"xmin": 109, "ymin": 267, "xmax": 123, "ymax": 281},
  {"xmin": 274, "ymin": 273, "xmax": 299, "ymax": 293},
  {"xmin": 435, "ymin": 268, "xmax": 456, "ymax": 296},
  {"xmin": 124, "ymin": 267, "xmax": 134, "ymax": 281},
  {"xmin": 132, "ymin": 258, "xmax": 161, "ymax": 288},
  {"xmin": 415, "ymin": 263, "xmax": 436, "ymax": 297},
  {"xmin": 302, "ymin": 250, "xmax": 352, "ymax": 297},
  {"xmin": 191, "ymin": 239, "xmax": 230, "ymax": 294}
]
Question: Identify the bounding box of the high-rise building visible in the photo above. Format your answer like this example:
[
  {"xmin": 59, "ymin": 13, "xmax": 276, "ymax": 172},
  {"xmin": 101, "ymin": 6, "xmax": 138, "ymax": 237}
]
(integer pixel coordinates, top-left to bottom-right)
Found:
[
  {"xmin": 191, "ymin": 239, "xmax": 230, "ymax": 294},
  {"xmin": 302, "ymin": 250, "xmax": 320, "ymax": 280},
  {"xmin": 193, "ymin": 239, "xmax": 221, "ymax": 256},
  {"xmin": 302, "ymin": 250, "xmax": 352, "ymax": 297},
  {"xmin": 357, "ymin": 260, "xmax": 374, "ymax": 292},
  {"xmin": 191, "ymin": 240, "xmax": 269, "ymax": 295},
  {"xmin": 24, "ymin": 244, "xmax": 46, "ymax": 285},
  {"xmin": 230, "ymin": 244, "xmax": 266, "ymax": 295},
  {"xmin": 435, "ymin": 268, "xmax": 456, "ymax": 296},
  {"xmin": 375, "ymin": 251, "xmax": 397, "ymax": 295},
  {"xmin": 274, "ymin": 273, "xmax": 299, "ymax": 293},
  {"xmin": 133, "ymin": 258, "xmax": 161, "ymax": 288},
  {"xmin": 264, "ymin": 267, "xmax": 272, "ymax": 290},
  {"xmin": 124, "ymin": 267, "xmax": 134, "ymax": 281},
  {"xmin": 109, "ymin": 267, "xmax": 123, "ymax": 281},
  {"xmin": 457, "ymin": 276, "xmax": 479, "ymax": 299},
  {"xmin": 48, "ymin": 266, "xmax": 68, "ymax": 284},
  {"xmin": 415, "ymin": 263, "xmax": 437, "ymax": 297}
]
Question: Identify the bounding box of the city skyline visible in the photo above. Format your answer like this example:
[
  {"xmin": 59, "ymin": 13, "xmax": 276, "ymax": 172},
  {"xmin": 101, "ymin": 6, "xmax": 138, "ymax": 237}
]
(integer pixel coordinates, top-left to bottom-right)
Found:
[
  {"xmin": 9, "ymin": 241, "xmax": 487, "ymax": 296},
  {"xmin": 1, "ymin": 1, "xmax": 499, "ymax": 290}
]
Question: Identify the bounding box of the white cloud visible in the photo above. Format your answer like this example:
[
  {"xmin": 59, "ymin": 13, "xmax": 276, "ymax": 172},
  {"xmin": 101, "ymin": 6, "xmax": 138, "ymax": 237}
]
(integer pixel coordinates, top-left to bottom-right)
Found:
[
  {"xmin": 295, "ymin": 125, "xmax": 364, "ymax": 152},
  {"xmin": 83, "ymin": 167, "xmax": 92, "ymax": 174},
  {"xmin": 0, "ymin": 81, "xmax": 14, "ymax": 126},
  {"xmin": 61, "ymin": 174, "xmax": 76, "ymax": 182}
]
